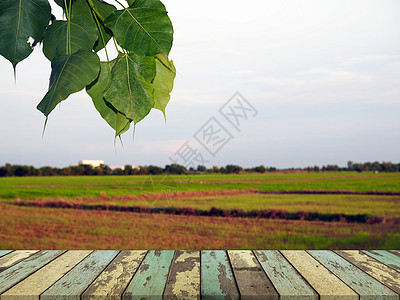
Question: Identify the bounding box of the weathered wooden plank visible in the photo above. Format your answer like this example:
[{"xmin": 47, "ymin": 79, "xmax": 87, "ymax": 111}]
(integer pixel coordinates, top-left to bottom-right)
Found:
[
  {"xmin": 1, "ymin": 250, "xmax": 92, "ymax": 300},
  {"xmin": 388, "ymin": 251, "xmax": 400, "ymax": 257},
  {"xmin": 254, "ymin": 250, "xmax": 317, "ymax": 300},
  {"xmin": 228, "ymin": 250, "xmax": 278, "ymax": 300},
  {"xmin": 308, "ymin": 250, "xmax": 399, "ymax": 299},
  {"xmin": 0, "ymin": 250, "xmax": 65, "ymax": 295},
  {"xmin": 123, "ymin": 250, "xmax": 174, "ymax": 300},
  {"xmin": 362, "ymin": 250, "xmax": 400, "ymax": 272},
  {"xmin": 281, "ymin": 250, "xmax": 358, "ymax": 300},
  {"xmin": 0, "ymin": 251, "xmax": 13, "ymax": 259},
  {"xmin": 0, "ymin": 251, "xmax": 39, "ymax": 272},
  {"xmin": 41, "ymin": 250, "xmax": 119, "ymax": 300},
  {"xmin": 335, "ymin": 250, "xmax": 400, "ymax": 295},
  {"xmin": 164, "ymin": 250, "xmax": 201, "ymax": 300},
  {"xmin": 201, "ymin": 250, "xmax": 239, "ymax": 300},
  {"xmin": 82, "ymin": 250, "xmax": 147, "ymax": 300}
]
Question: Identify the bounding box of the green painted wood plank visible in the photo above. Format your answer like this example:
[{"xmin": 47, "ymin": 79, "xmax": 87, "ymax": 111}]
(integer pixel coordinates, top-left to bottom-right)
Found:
[
  {"xmin": 362, "ymin": 250, "xmax": 400, "ymax": 272},
  {"xmin": 0, "ymin": 250, "xmax": 65, "ymax": 295},
  {"xmin": 0, "ymin": 251, "xmax": 39, "ymax": 272},
  {"xmin": 281, "ymin": 250, "xmax": 358, "ymax": 299},
  {"xmin": 0, "ymin": 251, "xmax": 13, "ymax": 259},
  {"xmin": 2, "ymin": 250, "xmax": 92, "ymax": 300},
  {"xmin": 163, "ymin": 250, "xmax": 201, "ymax": 300},
  {"xmin": 308, "ymin": 250, "xmax": 399, "ymax": 299},
  {"xmin": 82, "ymin": 250, "xmax": 147, "ymax": 300},
  {"xmin": 123, "ymin": 250, "xmax": 174, "ymax": 300},
  {"xmin": 254, "ymin": 250, "xmax": 317, "ymax": 300},
  {"xmin": 201, "ymin": 250, "xmax": 239, "ymax": 300},
  {"xmin": 388, "ymin": 251, "xmax": 400, "ymax": 257},
  {"xmin": 335, "ymin": 250, "xmax": 400, "ymax": 295},
  {"xmin": 228, "ymin": 250, "xmax": 279, "ymax": 300},
  {"xmin": 41, "ymin": 250, "xmax": 119, "ymax": 300}
]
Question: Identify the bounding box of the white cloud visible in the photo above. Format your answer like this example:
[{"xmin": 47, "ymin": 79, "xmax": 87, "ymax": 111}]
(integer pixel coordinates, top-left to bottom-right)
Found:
[{"xmin": 341, "ymin": 54, "xmax": 400, "ymax": 66}]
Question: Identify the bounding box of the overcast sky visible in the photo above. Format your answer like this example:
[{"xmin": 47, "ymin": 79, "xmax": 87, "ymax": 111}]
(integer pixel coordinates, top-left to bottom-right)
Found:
[{"xmin": 0, "ymin": 0, "xmax": 399, "ymax": 168}]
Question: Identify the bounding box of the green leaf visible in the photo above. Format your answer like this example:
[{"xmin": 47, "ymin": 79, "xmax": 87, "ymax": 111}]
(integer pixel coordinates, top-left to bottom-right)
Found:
[
  {"xmin": 104, "ymin": 0, "xmax": 173, "ymax": 57},
  {"xmin": 54, "ymin": 0, "xmax": 78, "ymax": 10},
  {"xmin": 86, "ymin": 61, "xmax": 131, "ymax": 136},
  {"xmin": 89, "ymin": 0, "xmax": 116, "ymax": 52},
  {"xmin": 153, "ymin": 58, "xmax": 175, "ymax": 117},
  {"xmin": 90, "ymin": 0, "xmax": 116, "ymax": 20},
  {"xmin": 116, "ymin": 112, "xmax": 131, "ymax": 136},
  {"xmin": 37, "ymin": 50, "xmax": 100, "ymax": 117},
  {"xmin": 93, "ymin": 22, "xmax": 112, "ymax": 52},
  {"xmin": 0, "ymin": 0, "xmax": 51, "ymax": 70},
  {"xmin": 43, "ymin": 0, "xmax": 98, "ymax": 60},
  {"xmin": 103, "ymin": 52, "xmax": 156, "ymax": 124}
]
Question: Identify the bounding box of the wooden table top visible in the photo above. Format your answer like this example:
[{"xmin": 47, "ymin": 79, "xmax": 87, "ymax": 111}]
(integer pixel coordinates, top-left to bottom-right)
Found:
[{"xmin": 0, "ymin": 250, "xmax": 399, "ymax": 299}]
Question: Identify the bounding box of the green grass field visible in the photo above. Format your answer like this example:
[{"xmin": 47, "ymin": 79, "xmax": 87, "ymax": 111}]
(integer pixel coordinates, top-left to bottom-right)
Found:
[
  {"xmin": 1, "ymin": 172, "xmax": 399, "ymax": 249},
  {"xmin": 1, "ymin": 172, "xmax": 399, "ymax": 200}
]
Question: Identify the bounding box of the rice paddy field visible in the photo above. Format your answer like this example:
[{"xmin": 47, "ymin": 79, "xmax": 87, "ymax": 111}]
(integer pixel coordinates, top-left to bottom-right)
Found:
[{"xmin": 0, "ymin": 172, "xmax": 399, "ymax": 249}]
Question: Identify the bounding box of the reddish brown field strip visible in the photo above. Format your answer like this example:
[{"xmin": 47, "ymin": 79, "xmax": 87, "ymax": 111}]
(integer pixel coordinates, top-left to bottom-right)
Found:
[
  {"xmin": 11, "ymin": 199, "xmax": 399, "ymax": 224},
  {"xmin": 256, "ymin": 190, "xmax": 400, "ymax": 196},
  {"xmin": 1, "ymin": 203, "xmax": 398, "ymax": 249}
]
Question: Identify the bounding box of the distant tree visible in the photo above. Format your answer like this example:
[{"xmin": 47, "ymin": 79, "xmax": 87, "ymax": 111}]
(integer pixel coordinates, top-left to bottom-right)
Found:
[
  {"xmin": 123, "ymin": 165, "xmax": 134, "ymax": 175},
  {"xmin": 40, "ymin": 166, "xmax": 55, "ymax": 176},
  {"xmin": 254, "ymin": 165, "xmax": 266, "ymax": 173},
  {"xmin": 225, "ymin": 164, "xmax": 243, "ymax": 174},
  {"xmin": 13, "ymin": 165, "xmax": 30, "ymax": 177},
  {"xmin": 0, "ymin": 167, "xmax": 7, "ymax": 177},
  {"xmin": 209, "ymin": 166, "xmax": 220, "ymax": 173},
  {"xmin": 82, "ymin": 164, "xmax": 94, "ymax": 175},
  {"xmin": 322, "ymin": 165, "xmax": 339, "ymax": 172},
  {"xmin": 197, "ymin": 165, "xmax": 207, "ymax": 172},
  {"xmin": 137, "ymin": 167, "xmax": 149, "ymax": 175},
  {"xmin": 148, "ymin": 165, "xmax": 163, "ymax": 175},
  {"xmin": 347, "ymin": 161, "xmax": 353, "ymax": 171},
  {"xmin": 112, "ymin": 167, "xmax": 124, "ymax": 175},
  {"xmin": 165, "ymin": 164, "xmax": 187, "ymax": 174}
]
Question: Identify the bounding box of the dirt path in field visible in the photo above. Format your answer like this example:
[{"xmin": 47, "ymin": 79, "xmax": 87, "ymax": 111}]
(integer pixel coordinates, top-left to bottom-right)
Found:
[
  {"xmin": 256, "ymin": 190, "xmax": 400, "ymax": 196},
  {"xmin": 10, "ymin": 199, "xmax": 399, "ymax": 225}
]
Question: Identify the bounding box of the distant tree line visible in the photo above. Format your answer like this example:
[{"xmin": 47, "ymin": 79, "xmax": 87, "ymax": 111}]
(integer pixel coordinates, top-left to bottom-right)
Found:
[{"xmin": 0, "ymin": 161, "xmax": 399, "ymax": 177}]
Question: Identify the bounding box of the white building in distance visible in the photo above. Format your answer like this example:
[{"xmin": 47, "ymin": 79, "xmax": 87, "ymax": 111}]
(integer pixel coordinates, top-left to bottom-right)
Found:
[{"xmin": 79, "ymin": 160, "xmax": 104, "ymax": 168}]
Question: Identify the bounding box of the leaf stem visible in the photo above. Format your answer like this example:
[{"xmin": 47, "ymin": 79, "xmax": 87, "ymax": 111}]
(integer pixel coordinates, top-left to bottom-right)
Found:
[
  {"xmin": 112, "ymin": 37, "xmax": 120, "ymax": 53},
  {"xmin": 64, "ymin": 0, "xmax": 72, "ymax": 55},
  {"xmin": 90, "ymin": 6, "xmax": 110, "ymax": 63},
  {"xmin": 114, "ymin": 0, "xmax": 126, "ymax": 8},
  {"xmin": 87, "ymin": 0, "xmax": 105, "ymax": 22}
]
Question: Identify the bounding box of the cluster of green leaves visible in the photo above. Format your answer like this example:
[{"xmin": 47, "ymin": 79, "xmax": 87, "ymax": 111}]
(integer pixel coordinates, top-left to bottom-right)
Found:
[{"xmin": 0, "ymin": 0, "xmax": 175, "ymax": 137}]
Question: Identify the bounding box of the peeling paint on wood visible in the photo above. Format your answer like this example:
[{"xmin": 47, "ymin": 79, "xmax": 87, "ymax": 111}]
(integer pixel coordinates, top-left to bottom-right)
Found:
[
  {"xmin": 40, "ymin": 250, "xmax": 119, "ymax": 300},
  {"xmin": 0, "ymin": 251, "xmax": 39, "ymax": 272},
  {"xmin": 2, "ymin": 250, "xmax": 92, "ymax": 300},
  {"xmin": 164, "ymin": 250, "xmax": 201, "ymax": 300},
  {"xmin": 228, "ymin": 250, "xmax": 278, "ymax": 300},
  {"xmin": 201, "ymin": 250, "xmax": 239, "ymax": 300},
  {"xmin": 281, "ymin": 250, "xmax": 358, "ymax": 300},
  {"xmin": 0, "ymin": 251, "xmax": 12, "ymax": 259},
  {"xmin": 388, "ymin": 250, "xmax": 400, "ymax": 257},
  {"xmin": 335, "ymin": 250, "xmax": 400, "ymax": 295},
  {"xmin": 362, "ymin": 250, "xmax": 400, "ymax": 272},
  {"xmin": 82, "ymin": 250, "xmax": 147, "ymax": 300},
  {"xmin": 254, "ymin": 250, "xmax": 317, "ymax": 300},
  {"xmin": 0, "ymin": 250, "xmax": 399, "ymax": 299},
  {"xmin": 123, "ymin": 250, "xmax": 174, "ymax": 300},
  {"xmin": 0, "ymin": 250, "xmax": 65, "ymax": 295},
  {"xmin": 308, "ymin": 250, "xmax": 399, "ymax": 299}
]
